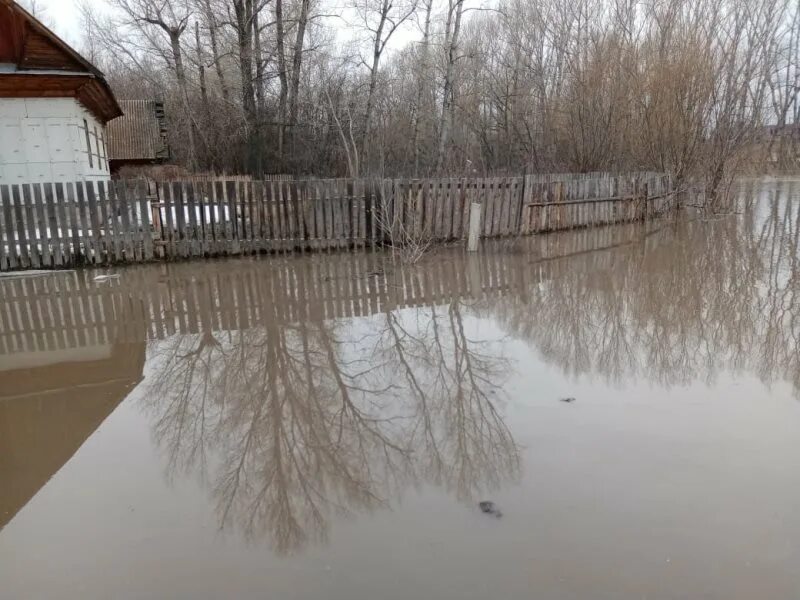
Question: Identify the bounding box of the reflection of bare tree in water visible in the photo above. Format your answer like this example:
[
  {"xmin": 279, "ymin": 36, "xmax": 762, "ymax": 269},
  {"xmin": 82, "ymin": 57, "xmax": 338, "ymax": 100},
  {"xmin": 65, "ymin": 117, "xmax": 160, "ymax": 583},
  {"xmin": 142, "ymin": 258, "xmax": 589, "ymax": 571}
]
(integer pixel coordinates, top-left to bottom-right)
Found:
[
  {"xmin": 491, "ymin": 181, "xmax": 800, "ymax": 394},
  {"xmin": 144, "ymin": 295, "xmax": 519, "ymax": 554}
]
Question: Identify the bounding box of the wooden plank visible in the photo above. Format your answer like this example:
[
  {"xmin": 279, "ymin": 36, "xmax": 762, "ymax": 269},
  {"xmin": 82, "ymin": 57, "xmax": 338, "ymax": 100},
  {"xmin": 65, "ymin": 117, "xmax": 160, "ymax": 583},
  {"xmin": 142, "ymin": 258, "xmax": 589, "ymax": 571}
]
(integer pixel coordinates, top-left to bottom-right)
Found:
[
  {"xmin": 207, "ymin": 180, "xmax": 220, "ymax": 254},
  {"xmin": 117, "ymin": 181, "xmax": 135, "ymax": 261},
  {"xmin": 11, "ymin": 186, "xmax": 29, "ymax": 268},
  {"xmin": 263, "ymin": 179, "xmax": 276, "ymax": 252},
  {"xmin": 299, "ymin": 180, "xmax": 312, "ymax": 250},
  {"xmin": 173, "ymin": 181, "xmax": 187, "ymax": 258},
  {"xmin": 65, "ymin": 182, "xmax": 82, "ymax": 266},
  {"xmin": 312, "ymin": 180, "xmax": 323, "ymax": 250},
  {"xmin": 330, "ymin": 180, "xmax": 340, "ymax": 247},
  {"xmin": 94, "ymin": 181, "xmax": 110, "ymax": 265},
  {"xmin": 0, "ymin": 185, "xmax": 12, "ymax": 270},
  {"xmin": 105, "ymin": 181, "xmax": 121, "ymax": 262},
  {"xmin": 53, "ymin": 183, "xmax": 70, "ymax": 266},
  {"xmin": 344, "ymin": 179, "xmax": 353, "ymax": 247},
  {"xmin": 160, "ymin": 182, "xmax": 175, "ymax": 259},
  {"xmin": 197, "ymin": 179, "xmax": 211, "ymax": 255},
  {"xmin": 286, "ymin": 180, "xmax": 297, "ymax": 250},
  {"xmin": 435, "ymin": 179, "xmax": 446, "ymax": 240},
  {"xmin": 75, "ymin": 181, "xmax": 94, "ymax": 265},
  {"xmin": 250, "ymin": 180, "xmax": 263, "ymax": 253},
  {"xmin": 185, "ymin": 180, "xmax": 200, "ymax": 256},
  {"xmin": 319, "ymin": 180, "xmax": 333, "ymax": 251},
  {"xmin": 295, "ymin": 180, "xmax": 305, "ymax": 250},
  {"xmin": 237, "ymin": 180, "xmax": 250, "ymax": 254},
  {"xmin": 275, "ymin": 180, "xmax": 286, "ymax": 250},
  {"xmin": 21, "ymin": 184, "xmax": 41, "ymax": 268},
  {"xmin": 136, "ymin": 180, "xmax": 154, "ymax": 260},
  {"xmin": 226, "ymin": 180, "xmax": 240, "ymax": 255},
  {"xmin": 359, "ymin": 181, "xmax": 367, "ymax": 247},
  {"xmin": 32, "ymin": 183, "xmax": 51, "ymax": 268},
  {"xmin": 85, "ymin": 181, "xmax": 102, "ymax": 265},
  {"xmin": 280, "ymin": 179, "xmax": 291, "ymax": 250},
  {"xmin": 107, "ymin": 181, "xmax": 125, "ymax": 261}
]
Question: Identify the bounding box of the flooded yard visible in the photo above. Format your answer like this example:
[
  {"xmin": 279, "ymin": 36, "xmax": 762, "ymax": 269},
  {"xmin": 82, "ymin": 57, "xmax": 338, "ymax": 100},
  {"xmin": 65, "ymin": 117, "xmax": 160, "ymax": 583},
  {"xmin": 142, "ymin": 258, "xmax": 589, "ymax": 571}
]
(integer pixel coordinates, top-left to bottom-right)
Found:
[{"xmin": 2, "ymin": 180, "xmax": 800, "ymax": 599}]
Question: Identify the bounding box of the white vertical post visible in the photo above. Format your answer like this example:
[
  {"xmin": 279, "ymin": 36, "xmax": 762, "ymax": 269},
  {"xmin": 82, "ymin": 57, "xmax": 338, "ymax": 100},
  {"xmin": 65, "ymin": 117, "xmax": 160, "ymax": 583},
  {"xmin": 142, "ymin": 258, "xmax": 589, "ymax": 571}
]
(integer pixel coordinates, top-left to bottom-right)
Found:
[{"xmin": 467, "ymin": 202, "xmax": 481, "ymax": 252}]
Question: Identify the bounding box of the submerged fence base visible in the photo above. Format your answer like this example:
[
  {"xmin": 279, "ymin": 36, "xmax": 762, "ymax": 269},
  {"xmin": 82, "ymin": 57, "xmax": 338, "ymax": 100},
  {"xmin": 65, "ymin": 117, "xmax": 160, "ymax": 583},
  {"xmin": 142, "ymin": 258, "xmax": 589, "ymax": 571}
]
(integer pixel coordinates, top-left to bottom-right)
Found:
[{"xmin": 0, "ymin": 172, "xmax": 675, "ymax": 271}]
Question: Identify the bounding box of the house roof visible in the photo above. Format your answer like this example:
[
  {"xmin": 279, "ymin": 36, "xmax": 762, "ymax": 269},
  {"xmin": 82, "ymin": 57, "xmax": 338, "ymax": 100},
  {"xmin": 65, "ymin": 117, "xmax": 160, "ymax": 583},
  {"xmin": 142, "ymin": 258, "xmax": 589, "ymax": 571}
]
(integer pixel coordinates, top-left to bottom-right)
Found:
[
  {"xmin": 107, "ymin": 99, "xmax": 170, "ymax": 162},
  {"xmin": 0, "ymin": 0, "xmax": 122, "ymax": 123}
]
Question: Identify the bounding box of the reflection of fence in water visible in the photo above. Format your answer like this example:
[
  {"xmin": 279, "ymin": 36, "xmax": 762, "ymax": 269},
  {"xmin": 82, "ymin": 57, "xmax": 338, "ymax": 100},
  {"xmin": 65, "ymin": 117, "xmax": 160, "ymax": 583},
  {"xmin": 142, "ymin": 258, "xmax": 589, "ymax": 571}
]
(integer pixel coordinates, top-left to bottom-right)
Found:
[{"xmin": 0, "ymin": 221, "xmax": 662, "ymax": 354}]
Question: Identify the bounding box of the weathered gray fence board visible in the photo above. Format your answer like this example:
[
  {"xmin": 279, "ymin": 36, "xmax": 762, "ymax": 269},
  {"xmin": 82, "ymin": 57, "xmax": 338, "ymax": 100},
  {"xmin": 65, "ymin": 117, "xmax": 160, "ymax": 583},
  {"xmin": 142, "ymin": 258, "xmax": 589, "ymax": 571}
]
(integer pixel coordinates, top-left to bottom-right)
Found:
[{"xmin": 0, "ymin": 172, "xmax": 675, "ymax": 270}]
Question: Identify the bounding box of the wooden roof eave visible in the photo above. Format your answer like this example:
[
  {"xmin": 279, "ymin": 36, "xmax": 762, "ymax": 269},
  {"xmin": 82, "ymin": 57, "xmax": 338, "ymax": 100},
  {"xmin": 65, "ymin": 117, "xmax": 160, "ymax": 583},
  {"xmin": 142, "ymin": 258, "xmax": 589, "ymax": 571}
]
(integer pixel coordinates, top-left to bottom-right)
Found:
[{"xmin": 0, "ymin": 0, "xmax": 122, "ymax": 123}]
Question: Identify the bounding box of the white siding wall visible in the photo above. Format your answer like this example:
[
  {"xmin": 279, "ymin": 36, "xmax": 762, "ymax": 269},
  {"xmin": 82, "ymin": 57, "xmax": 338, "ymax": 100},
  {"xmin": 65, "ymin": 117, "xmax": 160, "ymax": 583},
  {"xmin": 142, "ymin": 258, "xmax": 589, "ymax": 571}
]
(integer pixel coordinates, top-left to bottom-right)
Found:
[{"xmin": 0, "ymin": 98, "xmax": 110, "ymax": 185}]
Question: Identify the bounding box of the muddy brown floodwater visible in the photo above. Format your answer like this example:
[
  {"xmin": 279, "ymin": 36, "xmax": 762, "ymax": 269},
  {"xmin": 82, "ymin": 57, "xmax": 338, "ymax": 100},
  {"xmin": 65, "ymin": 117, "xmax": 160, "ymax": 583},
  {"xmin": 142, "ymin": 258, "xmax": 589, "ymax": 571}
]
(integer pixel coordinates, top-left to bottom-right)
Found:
[{"xmin": 2, "ymin": 179, "xmax": 800, "ymax": 599}]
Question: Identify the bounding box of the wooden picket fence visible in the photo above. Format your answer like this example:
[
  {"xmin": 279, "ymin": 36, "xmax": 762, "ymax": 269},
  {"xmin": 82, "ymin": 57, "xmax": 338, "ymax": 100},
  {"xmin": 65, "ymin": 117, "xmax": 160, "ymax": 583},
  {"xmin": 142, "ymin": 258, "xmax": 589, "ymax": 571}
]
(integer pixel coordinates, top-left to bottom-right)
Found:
[{"xmin": 0, "ymin": 172, "xmax": 675, "ymax": 271}]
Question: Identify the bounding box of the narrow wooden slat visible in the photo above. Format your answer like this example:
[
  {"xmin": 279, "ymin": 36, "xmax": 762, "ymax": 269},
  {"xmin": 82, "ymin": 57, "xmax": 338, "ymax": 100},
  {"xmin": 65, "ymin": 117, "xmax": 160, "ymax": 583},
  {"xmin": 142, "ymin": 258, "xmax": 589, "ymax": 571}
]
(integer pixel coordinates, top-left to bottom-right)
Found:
[
  {"xmin": 237, "ymin": 180, "xmax": 250, "ymax": 254},
  {"xmin": 32, "ymin": 183, "xmax": 51, "ymax": 268},
  {"xmin": 12, "ymin": 185, "xmax": 29, "ymax": 268},
  {"xmin": 359, "ymin": 181, "xmax": 367, "ymax": 246},
  {"xmin": 266, "ymin": 179, "xmax": 278, "ymax": 251},
  {"xmin": 207, "ymin": 180, "xmax": 220, "ymax": 254},
  {"xmin": 251, "ymin": 180, "xmax": 263, "ymax": 252},
  {"xmin": 173, "ymin": 181, "xmax": 187, "ymax": 258},
  {"xmin": 108, "ymin": 181, "xmax": 125, "ymax": 261},
  {"xmin": 345, "ymin": 179, "xmax": 354, "ymax": 247},
  {"xmin": 65, "ymin": 182, "xmax": 82, "ymax": 266},
  {"xmin": 311, "ymin": 180, "xmax": 322, "ymax": 250},
  {"xmin": 274, "ymin": 180, "xmax": 286, "ymax": 250},
  {"xmin": 84, "ymin": 181, "xmax": 102, "ymax": 265},
  {"xmin": 53, "ymin": 183, "xmax": 70, "ymax": 266},
  {"xmin": 117, "ymin": 181, "xmax": 135, "ymax": 261},
  {"xmin": 75, "ymin": 181, "xmax": 94, "ymax": 264},
  {"xmin": 285, "ymin": 179, "xmax": 296, "ymax": 250},
  {"xmin": 94, "ymin": 181, "xmax": 110, "ymax": 265},
  {"xmin": 21, "ymin": 184, "xmax": 41, "ymax": 268},
  {"xmin": 160, "ymin": 182, "xmax": 175, "ymax": 259},
  {"xmin": 136, "ymin": 180, "xmax": 154, "ymax": 260},
  {"xmin": 185, "ymin": 180, "xmax": 200, "ymax": 256},
  {"xmin": 292, "ymin": 180, "xmax": 302, "ymax": 249},
  {"xmin": 225, "ymin": 180, "xmax": 240, "ymax": 255},
  {"xmin": 329, "ymin": 180, "xmax": 339, "ymax": 248},
  {"xmin": 0, "ymin": 185, "xmax": 12, "ymax": 270}
]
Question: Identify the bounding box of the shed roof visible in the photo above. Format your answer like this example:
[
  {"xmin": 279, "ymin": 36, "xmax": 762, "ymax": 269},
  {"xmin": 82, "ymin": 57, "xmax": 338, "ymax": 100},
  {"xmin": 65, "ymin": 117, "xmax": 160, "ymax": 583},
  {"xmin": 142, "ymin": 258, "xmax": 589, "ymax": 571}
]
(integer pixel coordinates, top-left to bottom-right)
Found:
[{"xmin": 107, "ymin": 99, "xmax": 170, "ymax": 162}]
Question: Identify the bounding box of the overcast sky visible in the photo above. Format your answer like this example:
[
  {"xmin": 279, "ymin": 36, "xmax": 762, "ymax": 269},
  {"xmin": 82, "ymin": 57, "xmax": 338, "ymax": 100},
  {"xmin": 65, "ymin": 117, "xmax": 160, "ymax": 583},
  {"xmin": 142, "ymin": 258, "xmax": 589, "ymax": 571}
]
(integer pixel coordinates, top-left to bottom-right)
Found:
[
  {"xmin": 24, "ymin": 0, "xmax": 427, "ymax": 60},
  {"xmin": 24, "ymin": 0, "xmax": 83, "ymax": 45}
]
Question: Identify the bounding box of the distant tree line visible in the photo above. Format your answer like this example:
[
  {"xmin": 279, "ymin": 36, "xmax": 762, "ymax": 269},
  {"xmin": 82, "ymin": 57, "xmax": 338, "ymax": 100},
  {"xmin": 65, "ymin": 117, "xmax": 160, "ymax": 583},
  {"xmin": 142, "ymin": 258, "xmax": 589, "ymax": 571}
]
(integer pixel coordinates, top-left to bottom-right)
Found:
[{"xmin": 79, "ymin": 0, "xmax": 800, "ymax": 192}]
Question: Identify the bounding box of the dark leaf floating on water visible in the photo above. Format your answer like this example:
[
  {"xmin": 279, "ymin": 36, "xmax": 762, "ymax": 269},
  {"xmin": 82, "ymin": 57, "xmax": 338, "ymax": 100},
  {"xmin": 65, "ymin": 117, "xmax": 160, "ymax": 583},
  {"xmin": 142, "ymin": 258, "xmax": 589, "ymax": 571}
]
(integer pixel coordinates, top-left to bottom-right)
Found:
[
  {"xmin": 479, "ymin": 501, "xmax": 503, "ymax": 518},
  {"xmin": 560, "ymin": 397, "xmax": 576, "ymax": 403}
]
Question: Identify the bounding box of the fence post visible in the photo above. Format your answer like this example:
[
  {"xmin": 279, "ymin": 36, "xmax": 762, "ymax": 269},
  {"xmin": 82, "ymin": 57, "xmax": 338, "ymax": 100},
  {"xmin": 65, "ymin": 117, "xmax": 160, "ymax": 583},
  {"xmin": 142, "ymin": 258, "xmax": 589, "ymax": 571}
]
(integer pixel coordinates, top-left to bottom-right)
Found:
[{"xmin": 468, "ymin": 202, "xmax": 481, "ymax": 252}]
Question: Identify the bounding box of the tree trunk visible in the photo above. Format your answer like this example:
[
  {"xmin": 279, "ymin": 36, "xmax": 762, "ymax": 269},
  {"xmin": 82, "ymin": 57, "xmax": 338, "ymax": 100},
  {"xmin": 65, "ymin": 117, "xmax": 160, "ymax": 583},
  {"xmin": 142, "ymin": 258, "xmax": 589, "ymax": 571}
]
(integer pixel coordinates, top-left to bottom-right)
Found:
[
  {"xmin": 275, "ymin": 0, "xmax": 289, "ymax": 164},
  {"xmin": 362, "ymin": 2, "xmax": 389, "ymax": 170},
  {"xmin": 289, "ymin": 0, "xmax": 310, "ymax": 128},
  {"xmin": 203, "ymin": 0, "xmax": 229, "ymax": 102},
  {"xmin": 435, "ymin": 0, "xmax": 464, "ymax": 173},
  {"xmin": 234, "ymin": 0, "xmax": 259, "ymax": 173},
  {"xmin": 170, "ymin": 27, "xmax": 197, "ymax": 171},
  {"xmin": 412, "ymin": 0, "xmax": 433, "ymax": 175}
]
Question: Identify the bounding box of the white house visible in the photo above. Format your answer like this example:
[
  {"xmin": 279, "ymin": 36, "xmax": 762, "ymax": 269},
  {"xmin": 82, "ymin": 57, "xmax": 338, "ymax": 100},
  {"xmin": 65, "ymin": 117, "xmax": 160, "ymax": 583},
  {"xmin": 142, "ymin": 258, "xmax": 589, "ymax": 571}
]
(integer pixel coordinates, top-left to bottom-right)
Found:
[{"xmin": 0, "ymin": 0, "xmax": 122, "ymax": 185}]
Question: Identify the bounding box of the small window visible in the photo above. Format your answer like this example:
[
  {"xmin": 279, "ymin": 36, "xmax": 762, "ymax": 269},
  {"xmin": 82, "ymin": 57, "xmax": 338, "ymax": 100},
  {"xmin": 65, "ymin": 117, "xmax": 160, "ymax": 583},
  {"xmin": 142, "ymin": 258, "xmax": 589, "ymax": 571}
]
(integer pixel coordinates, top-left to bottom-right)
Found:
[
  {"xmin": 83, "ymin": 119, "xmax": 93, "ymax": 169},
  {"xmin": 99, "ymin": 128, "xmax": 107, "ymax": 168}
]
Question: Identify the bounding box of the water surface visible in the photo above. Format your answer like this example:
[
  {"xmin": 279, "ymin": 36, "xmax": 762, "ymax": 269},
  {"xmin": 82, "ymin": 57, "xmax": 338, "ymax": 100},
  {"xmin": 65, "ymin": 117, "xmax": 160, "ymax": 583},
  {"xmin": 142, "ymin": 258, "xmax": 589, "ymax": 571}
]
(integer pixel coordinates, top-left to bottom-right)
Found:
[{"xmin": 2, "ymin": 180, "xmax": 800, "ymax": 599}]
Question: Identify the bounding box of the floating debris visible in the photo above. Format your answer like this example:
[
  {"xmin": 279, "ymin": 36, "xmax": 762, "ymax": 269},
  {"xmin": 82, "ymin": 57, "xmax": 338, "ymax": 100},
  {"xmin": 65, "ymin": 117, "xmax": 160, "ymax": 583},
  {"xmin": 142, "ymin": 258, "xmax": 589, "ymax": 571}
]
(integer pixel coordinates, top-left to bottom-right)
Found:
[
  {"xmin": 478, "ymin": 501, "xmax": 503, "ymax": 518},
  {"xmin": 560, "ymin": 397, "xmax": 576, "ymax": 403},
  {"xmin": 93, "ymin": 274, "xmax": 121, "ymax": 283}
]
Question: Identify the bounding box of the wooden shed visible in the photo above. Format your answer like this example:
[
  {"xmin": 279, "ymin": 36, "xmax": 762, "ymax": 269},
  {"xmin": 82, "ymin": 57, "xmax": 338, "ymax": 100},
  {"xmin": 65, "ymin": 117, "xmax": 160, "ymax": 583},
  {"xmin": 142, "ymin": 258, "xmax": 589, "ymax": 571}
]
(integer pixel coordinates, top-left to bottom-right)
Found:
[{"xmin": 106, "ymin": 99, "xmax": 171, "ymax": 173}]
